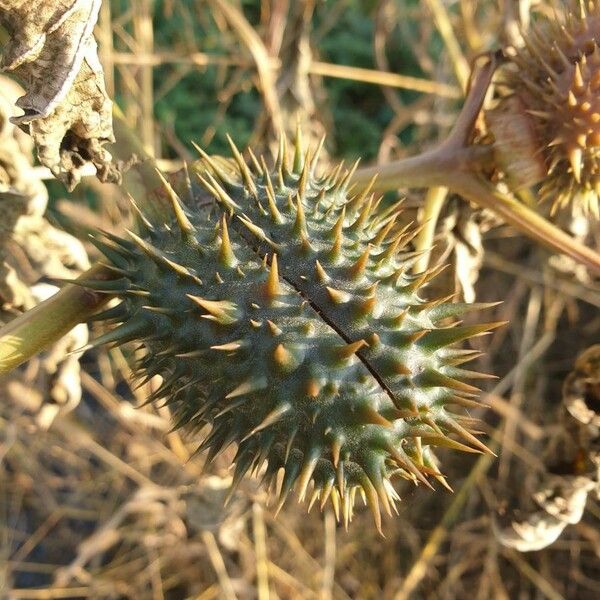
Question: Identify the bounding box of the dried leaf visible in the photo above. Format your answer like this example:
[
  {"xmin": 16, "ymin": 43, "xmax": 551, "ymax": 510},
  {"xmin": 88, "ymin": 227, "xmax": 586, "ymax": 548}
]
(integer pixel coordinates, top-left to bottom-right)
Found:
[
  {"xmin": 0, "ymin": 0, "xmax": 120, "ymax": 189},
  {"xmin": 494, "ymin": 345, "xmax": 600, "ymax": 551},
  {"xmin": 0, "ymin": 74, "xmax": 89, "ymax": 423}
]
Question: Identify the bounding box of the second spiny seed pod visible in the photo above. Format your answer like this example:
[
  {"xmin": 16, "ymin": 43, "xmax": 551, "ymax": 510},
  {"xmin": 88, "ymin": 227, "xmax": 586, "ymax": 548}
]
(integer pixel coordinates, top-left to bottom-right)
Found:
[{"xmin": 489, "ymin": 0, "xmax": 600, "ymax": 216}]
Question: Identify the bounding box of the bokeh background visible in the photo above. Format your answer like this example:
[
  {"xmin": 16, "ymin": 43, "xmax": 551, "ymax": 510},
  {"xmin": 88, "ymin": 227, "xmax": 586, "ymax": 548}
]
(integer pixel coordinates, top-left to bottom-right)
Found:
[{"xmin": 1, "ymin": 1, "xmax": 599, "ymax": 598}]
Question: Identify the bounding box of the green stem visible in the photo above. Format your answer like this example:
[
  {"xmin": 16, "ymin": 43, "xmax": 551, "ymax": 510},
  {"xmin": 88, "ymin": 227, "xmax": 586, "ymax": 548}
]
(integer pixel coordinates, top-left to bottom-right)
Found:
[
  {"xmin": 0, "ymin": 264, "xmax": 113, "ymax": 373},
  {"xmin": 448, "ymin": 174, "xmax": 600, "ymax": 273},
  {"xmin": 352, "ymin": 146, "xmax": 600, "ymax": 274},
  {"xmin": 413, "ymin": 186, "xmax": 449, "ymax": 273},
  {"xmin": 0, "ymin": 107, "xmax": 163, "ymax": 376}
]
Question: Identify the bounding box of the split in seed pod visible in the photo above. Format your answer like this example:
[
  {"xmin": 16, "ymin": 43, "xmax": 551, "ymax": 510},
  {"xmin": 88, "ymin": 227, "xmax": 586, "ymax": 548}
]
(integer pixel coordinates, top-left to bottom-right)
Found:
[
  {"xmin": 81, "ymin": 134, "xmax": 503, "ymax": 531},
  {"xmin": 488, "ymin": 0, "xmax": 600, "ymax": 217}
]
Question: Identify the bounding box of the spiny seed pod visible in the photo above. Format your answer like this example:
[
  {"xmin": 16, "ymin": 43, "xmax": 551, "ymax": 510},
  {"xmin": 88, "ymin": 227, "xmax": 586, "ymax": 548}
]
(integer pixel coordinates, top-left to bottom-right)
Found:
[
  {"xmin": 84, "ymin": 134, "xmax": 502, "ymax": 530},
  {"xmin": 489, "ymin": 0, "xmax": 600, "ymax": 217}
]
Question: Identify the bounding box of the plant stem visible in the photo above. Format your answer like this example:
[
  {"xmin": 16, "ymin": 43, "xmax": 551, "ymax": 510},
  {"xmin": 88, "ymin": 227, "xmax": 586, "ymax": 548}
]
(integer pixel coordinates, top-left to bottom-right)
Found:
[
  {"xmin": 413, "ymin": 186, "xmax": 449, "ymax": 273},
  {"xmin": 448, "ymin": 174, "xmax": 600, "ymax": 273},
  {"xmin": 352, "ymin": 153, "xmax": 600, "ymax": 273},
  {"xmin": 0, "ymin": 264, "xmax": 113, "ymax": 373},
  {"xmin": 0, "ymin": 108, "xmax": 163, "ymax": 376}
]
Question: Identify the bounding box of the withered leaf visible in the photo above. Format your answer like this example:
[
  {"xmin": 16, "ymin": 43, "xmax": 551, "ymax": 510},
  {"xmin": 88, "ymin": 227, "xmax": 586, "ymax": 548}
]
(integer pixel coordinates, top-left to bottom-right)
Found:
[{"xmin": 0, "ymin": 0, "xmax": 120, "ymax": 189}]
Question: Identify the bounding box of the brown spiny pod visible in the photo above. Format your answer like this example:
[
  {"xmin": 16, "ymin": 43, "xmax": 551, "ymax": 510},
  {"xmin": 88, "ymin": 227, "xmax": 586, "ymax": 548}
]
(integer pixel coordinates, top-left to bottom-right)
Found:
[{"xmin": 489, "ymin": 0, "xmax": 600, "ymax": 216}]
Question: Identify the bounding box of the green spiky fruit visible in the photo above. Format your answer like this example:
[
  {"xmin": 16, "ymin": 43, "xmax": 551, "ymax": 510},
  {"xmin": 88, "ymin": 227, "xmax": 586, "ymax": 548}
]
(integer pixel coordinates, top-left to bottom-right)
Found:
[
  {"xmin": 490, "ymin": 0, "xmax": 600, "ymax": 217},
  {"xmin": 86, "ymin": 135, "xmax": 502, "ymax": 529}
]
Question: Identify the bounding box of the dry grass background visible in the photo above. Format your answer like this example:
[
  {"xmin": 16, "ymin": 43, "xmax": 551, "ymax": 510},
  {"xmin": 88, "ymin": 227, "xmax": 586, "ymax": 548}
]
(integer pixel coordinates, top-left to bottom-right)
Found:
[{"xmin": 1, "ymin": 1, "xmax": 600, "ymax": 598}]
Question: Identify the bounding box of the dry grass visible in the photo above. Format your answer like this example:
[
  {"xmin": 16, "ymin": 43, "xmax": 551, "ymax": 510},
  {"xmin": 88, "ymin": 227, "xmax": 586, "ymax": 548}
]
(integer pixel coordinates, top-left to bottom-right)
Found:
[{"xmin": 2, "ymin": 1, "xmax": 600, "ymax": 598}]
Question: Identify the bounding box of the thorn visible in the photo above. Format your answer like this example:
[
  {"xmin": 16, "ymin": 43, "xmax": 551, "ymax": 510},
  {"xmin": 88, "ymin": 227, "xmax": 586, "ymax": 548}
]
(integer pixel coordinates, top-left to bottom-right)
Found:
[
  {"xmin": 449, "ymin": 395, "xmax": 483, "ymax": 409},
  {"xmin": 261, "ymin": 157, "xmax": 284, "ymax": 223},
  {"xmin": 293, "ymin": 194, "xmax": 308, "ymax": 236},
  {"xmin": 296, "ymin": 450, "xmax": 320, "ymax": 502},
  {"xmin": 243, "ymin": 403, "xmax": 291, "ymax": 442},
  {"xmin": 218, "ymin": 214, "xmax": 237, "ymax": 267},
  {"xmin": 211, "ymin": 341, "xmax": 242, "ymax": 352},
  {"xmin": 237, "ymin": 215, "xmax": 280, "ymax": 248},
  {"xmin": 314, "ymin": 260, "xmax": 329, "ymax": 283},
  {"xmin": 573, "ymin": 62, "xmax": 585, "ymax": 89},
  {"xmin": 225, "ymin": 375, "xmax": 268, "ymax": 399},
  {"xmin": 125, "ymin": 194, "xmax": 155, "ymax": 233},
  {"xmin": 292, "ymin": 124, "xmax": 303, "ymax": 174},
  {"xmin": 406, "ymin": 329, "xmax": 430, "ymax": 344},
  {"xmin": 336, "ymin": 461, "xmax": 345, "ymax": 499},
  {"xmin": 310, "ymin": 135, "xmax": 326, "ymax": 173},
  {"xmin": 275, "ymin": 462, "xmax": 300, "ymax": 516},
  {"xmin": 359, "ymin": 405, "xmax": 393, "ymax": 427},
  {"xmin": 405, "ymin": 264, "xmax": 449, "ymax": 291},
  {"xmin": 568, "ymin": 146, "xmax": 583, "ymax": 182},
  {"xmin": 273, "ymin": 343, "xmax": 295, "ymax": 371},
  {"xmin": 367, "ymin": 332, "xmax": 380, "ymax": 347},
  {"xmin": 334, "ymin": 159, "xmax": 360, "ymax": 193},
  {"xmin": 393, "ymin": 362, "xmax": 412, "ymax": 376},
  {"xmin": 126, "ymin": 230, "xmax": 200, "ymax": 282},
  {"xmin": 349, "ymin": 245, "xmax": 371, "ymax": 279},
  {"xmin": 361, "ymin": 477, "xmax": 383, "ymax": 535},
  {"xmin": 420, "ymin": 370, "xmax": 481, "ymax": 394},
  {"xmin": 187, "ymin": 294, "xmax": 239, "ymax": 325},
  {"xmin": 334, "ymin": 339, "xmax": 368, "ymax": 361},
  {"xmin": 142, "ymin": 305, "xmax": 177, "ymax": 316},
  {"xmin": 264, "ymin": 254, "xmax": 281, "ymax": 300},
  {"xmin": 280, "ymin": 427, "xmax": 297, "ymax": 468},
  {"xmin": 415, "ymin": 431, "xmax": 481, "ymax": 454},
  {"xmin": 197, "ymin": 171, "xmax": 240, "ymax": 211},
  {"xmin": 154, "ymin": 169, "xmax": 196, "ymax": 236},
  {"xmin": 247, "ymin": 147, "xmax": 263, "ymax": 175},
  {"xmin": 89, "ymin": 320, "xmax": 146, "ymax": 349},
  {"xmin": 306, "ymin": 378, "xmax": 321, "ymax": 398},
  {"xmin": 59, "ymin": 277, "xmax": 130, "ymax": 293},
  {"xmin": 297, "ymin": 151, "xmax": 311, "ymax": 198},
  {"xmin": 387, "ymin": 444, "xmax": 433, "ymax": 489},
  {"xmin": 442, "ymin": 349, "xmax": 484, "ymax": 366},
  {"xmin": 329, "ymin": 206, "xmax": 346, "ymax": 259},
  {"xmin": 87, "ymin": 235, "xmax": 130, "ymax": 269},
  {"xmin": 175, "ymin": 350, "xmax": 205, "ymax": 359},
  {"xmin": 319, "ymin": 478, "xmax": 335, "ymax": 511},
  {"xmin": 191, "ymin": 141, "xmax": 236, "ymax": 183},
  {"xmin": 87, "ymin": 303, "xmax": 128, "ymax": 323},
  {"xmin": 347, "ymin": 174, "xmax": 377, "ymax": 213},
  {"xmin": 355, "ymin": 295, "xmax": 376, "ymax": 318},
  {"xmin": 330, "ymin": 488, "xmax": 341, "ymax": 522},
  {"xmin": 226, "ymin": 134, "xmax": 258, "ymax": 198},
  {"xmin": 422, "ymin": 322, "xmax": 507, "ymax": 349},
  {"xmin": 331, "ymin": 438, "xmax": 342, "ymax": 468},
  {"xmin": 275, "ymin": 132, "xmax": 289, "ymax": 178},
  {"xmin": 348, "ymin": 196, "xmax": 373, "ymax": 232},
  {"xmin": 326, "ymin": 286, "xmax": 351, "ymax": 304},
  {"xmin": 372, "ymin": 213, "xmax": 398, "ymax": 245},
  {"xmin": 442, "ymin": 417, "xmax": 495, "ymax": 455}
]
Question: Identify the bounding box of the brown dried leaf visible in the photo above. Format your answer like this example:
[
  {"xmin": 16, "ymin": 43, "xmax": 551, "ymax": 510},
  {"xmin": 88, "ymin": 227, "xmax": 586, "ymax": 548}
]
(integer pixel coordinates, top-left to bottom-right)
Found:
[
  {"xmin": 0, "ymin": 0, "xmax": 120, "ymax": 189},
  {"xmin": 494, "ymin": 345, "xmax": 600, "ymax": 552}
]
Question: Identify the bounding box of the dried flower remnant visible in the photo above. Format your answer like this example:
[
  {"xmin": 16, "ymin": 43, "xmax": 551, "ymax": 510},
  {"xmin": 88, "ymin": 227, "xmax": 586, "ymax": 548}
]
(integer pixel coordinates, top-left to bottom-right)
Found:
[
  {"xmin": 495, "ymin": 345, "xmax": 600, "ymax": 552},
  {"xmin": 489, "ymin": 0, "xmax": 600, "ymax": 216},
  {"xmin": 0, "ymin": 0, "xmax": 120, "ymax": 190}
]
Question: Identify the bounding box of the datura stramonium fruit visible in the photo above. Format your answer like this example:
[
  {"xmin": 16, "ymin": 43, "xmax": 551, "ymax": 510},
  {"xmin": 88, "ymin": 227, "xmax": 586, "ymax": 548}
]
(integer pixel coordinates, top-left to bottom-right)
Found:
[
  {"xmin": 489, "ymin": 0, "xmax": 600, "ymax": 217},
  {"xmin": 85, "ymin": 135, "xmax": 502, "ymax": 529}
]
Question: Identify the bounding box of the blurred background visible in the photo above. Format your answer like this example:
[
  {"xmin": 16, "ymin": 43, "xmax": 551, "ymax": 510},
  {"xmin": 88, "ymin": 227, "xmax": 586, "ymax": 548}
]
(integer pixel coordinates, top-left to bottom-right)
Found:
[{"xmin": 1, "ymin": 1, "xmax": 599, "ymax": 598}]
